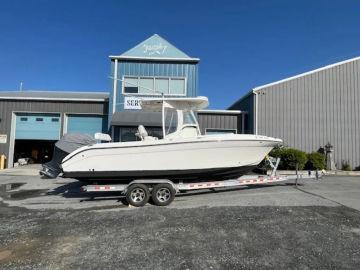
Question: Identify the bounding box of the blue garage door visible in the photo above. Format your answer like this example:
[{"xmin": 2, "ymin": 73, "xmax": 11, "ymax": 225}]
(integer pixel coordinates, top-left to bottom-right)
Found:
[
  {"xmin": 15, "ymin": 113, "xmax": 61, "ymax": 140},
  {"xmin": 66, "ymin": 115, "xmax": 106, "ymax": 137}
]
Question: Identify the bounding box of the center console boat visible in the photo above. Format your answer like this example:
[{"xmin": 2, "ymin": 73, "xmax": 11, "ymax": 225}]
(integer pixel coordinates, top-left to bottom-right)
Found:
[{"xmin": 41, "ymin": 96, "xmax": 282, "ymax": 183}]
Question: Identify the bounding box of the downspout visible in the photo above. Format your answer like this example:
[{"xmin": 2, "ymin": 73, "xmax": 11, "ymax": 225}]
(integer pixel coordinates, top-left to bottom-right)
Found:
[
  {"xmin": 162, "ymin": 95, "xmax": 166, "ymax": 138},
  {"xmin": 112, "ymin": 59, "xmax": 118, "ymax": 114},
  {"xmin": 241, "ymin": 112, "xmax": 245, "ymax": 134},
  {"xmin": 253, "ymin": 90, "xmax": 258, "ymax": 135}
]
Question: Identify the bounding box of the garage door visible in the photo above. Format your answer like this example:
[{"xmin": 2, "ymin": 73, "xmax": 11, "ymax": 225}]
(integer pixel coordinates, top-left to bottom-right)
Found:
[
  {"xmin": 66, "ymin": 115, "xmax": 105, "ymax": 137},
  {"xmin": 15, "ymin": 113, "xmax": 61, "ymax": 140}
]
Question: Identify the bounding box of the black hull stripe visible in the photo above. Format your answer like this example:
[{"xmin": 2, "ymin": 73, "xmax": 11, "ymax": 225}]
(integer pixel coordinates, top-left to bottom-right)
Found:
[{"xmin": 63, "ymin": 165, "xmax": 257, "ymax": 183}]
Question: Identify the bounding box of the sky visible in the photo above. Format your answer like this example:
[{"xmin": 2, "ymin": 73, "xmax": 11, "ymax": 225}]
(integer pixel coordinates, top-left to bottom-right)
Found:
[{"xmin": 1, "ymin": 0, "xmax": 360, "ymax": 109}]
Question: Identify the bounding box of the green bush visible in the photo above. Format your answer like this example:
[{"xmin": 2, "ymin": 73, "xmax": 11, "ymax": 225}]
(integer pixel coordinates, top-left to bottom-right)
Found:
[
  {"xmin": 270, "ymin": 147, "xmax": 308, "ymax": 170},
  {"xmin": 306, "ymin": 152, "xmax": 326, "ymax": 170},
  {"xmin": 269, "ymin": 147, "xmax": 283, "ymax": 159},
  {"xmin": 341, "ymin": 160, "xmax": 352, "ymax": 171}
]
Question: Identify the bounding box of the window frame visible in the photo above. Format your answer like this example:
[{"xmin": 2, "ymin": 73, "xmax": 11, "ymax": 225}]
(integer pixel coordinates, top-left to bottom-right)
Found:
[{"xmin": 122, "ymin": 75, "xmax": 187, "ymax": 96}]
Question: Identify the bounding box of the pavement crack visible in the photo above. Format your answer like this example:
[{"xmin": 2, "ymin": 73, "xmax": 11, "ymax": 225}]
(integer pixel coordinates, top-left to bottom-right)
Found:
[{"xmin": 293, "ymin": 185, "xmax": 359, "ymax": 211}]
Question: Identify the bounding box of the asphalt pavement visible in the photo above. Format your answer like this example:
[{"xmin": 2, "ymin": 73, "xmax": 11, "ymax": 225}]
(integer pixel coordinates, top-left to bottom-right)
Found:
[{"xmin": 0, "ymin": 171, "xmax": 360, "ymax": 269}]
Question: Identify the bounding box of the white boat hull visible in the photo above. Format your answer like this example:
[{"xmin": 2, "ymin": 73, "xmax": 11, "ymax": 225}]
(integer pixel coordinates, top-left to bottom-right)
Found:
[{"xmin": 61, "ymin": 134, "xmax": 282, "ymax": 182}]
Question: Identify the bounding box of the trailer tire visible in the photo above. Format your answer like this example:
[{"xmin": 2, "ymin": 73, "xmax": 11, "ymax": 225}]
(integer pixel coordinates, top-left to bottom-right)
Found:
[
  {"xmin": 126, "ymin": 184, "xmax": 150, "ymax": 207},
  {"xmin": 151, "ymin": 184, "xmax": 175, "ymax": 206}
]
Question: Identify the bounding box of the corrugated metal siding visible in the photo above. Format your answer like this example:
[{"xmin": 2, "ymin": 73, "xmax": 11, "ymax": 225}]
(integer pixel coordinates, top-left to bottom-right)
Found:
[
  {"xmin": 114, "ymin": 61, "xmax": 198, "ymax": 111},
  {"xmin": 0, "ymin": 99, "xmax": 108, "ymax": 165},
  {"xmin": 197, "ymin": 113, "xmax": 241, "ymax": 134},
  {"xmin": 255, "ymin": 58, "xmax": 360, "ymax": 168},
  {"xmin": 229, "ymin": 93, "xmax": 254, "ymax": 134}
]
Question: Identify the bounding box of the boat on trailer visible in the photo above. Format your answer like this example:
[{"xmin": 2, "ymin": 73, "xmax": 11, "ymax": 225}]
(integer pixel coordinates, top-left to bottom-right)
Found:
[{"xmin": 47, "ymin": 96, "xmax": 282, "ymax": 183}]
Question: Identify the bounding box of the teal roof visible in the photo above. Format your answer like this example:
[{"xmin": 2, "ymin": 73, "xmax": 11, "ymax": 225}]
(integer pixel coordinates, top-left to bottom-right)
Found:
[{"xmin": 110, "ymin": 34, "xmax": 199, "ymax": 62}]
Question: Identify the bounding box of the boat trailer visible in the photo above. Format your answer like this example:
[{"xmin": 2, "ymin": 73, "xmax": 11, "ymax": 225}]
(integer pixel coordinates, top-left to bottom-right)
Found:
[{"xmin": 80, "ymin": 158, "xmax": 321, "ymax": 207}]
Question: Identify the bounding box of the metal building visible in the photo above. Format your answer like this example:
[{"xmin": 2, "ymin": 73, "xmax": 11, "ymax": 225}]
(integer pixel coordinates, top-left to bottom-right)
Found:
[
  {"xmin": 230, "ymin": 56, "xmax": 360, "ymax": 169},
  {"xmin": 0, "ymin": 91, "xmax": 108, "ymax": 167},
  {"xmin": 108, "ymin": 34, "xmax": 244, "ymax": 140},
  {"xmin": 109, "ymin": 34, "xmax": 198, "ymax": 113},
  {"xmin": 197, "ymin": 110, "xmax": 244, "ymax": 135},
  {"xmin": 0, "ymin": 34, "xmax": 245, "ymax": 168}
]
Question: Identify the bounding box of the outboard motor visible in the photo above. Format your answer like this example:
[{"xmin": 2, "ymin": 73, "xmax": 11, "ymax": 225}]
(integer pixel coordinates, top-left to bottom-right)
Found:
[{"xmin": 40, "ymin": 133, "xmax": 96, "ymax": 178}]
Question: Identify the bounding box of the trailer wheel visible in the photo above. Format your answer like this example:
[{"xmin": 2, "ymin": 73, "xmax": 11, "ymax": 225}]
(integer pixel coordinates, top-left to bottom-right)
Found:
[
  {"xmin": 151, "ymin": 184, "xmax": 175, "ymax": 206},
  {"xmin": 126, "ymin": 184, "xmax": 150, "ymax": 207}
]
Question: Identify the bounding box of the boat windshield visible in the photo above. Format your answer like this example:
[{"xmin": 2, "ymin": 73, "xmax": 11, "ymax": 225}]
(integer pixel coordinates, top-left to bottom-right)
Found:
[
  {"xmin": 164, "ymin": 108, "xmax": 178, "ymax": 135},
  {"xmin": 183, "ymin": 111, "xmax": 197, "ymax": 125}
]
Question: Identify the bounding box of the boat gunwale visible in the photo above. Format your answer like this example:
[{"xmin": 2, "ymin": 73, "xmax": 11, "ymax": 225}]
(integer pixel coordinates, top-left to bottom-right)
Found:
[{"xmin": 61, "ymin": 137, "xmax": 281, "ymax": 164}]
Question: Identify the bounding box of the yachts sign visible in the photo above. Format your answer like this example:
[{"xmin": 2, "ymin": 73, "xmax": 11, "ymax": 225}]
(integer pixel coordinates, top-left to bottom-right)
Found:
[
  {"xmin": 124, "ymin": 96, "xmax": 142, "ymax": 110},
  {"xmin": 143, "ymin": 43, "xmax": 167, "ymax": 56}
]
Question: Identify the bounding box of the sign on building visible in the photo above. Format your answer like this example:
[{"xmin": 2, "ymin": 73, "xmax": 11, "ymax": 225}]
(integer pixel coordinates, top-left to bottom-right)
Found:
[
  {"xmin": 143, "ymin": 43, "xmax": 167, "ymax": 56},
  {"xmin": 0, "ymin": 134, "xmax": 7, "ymax": 144},
  {"xmin": 124, "ymin": 96, "xmax": 142, "ymax": 110}
]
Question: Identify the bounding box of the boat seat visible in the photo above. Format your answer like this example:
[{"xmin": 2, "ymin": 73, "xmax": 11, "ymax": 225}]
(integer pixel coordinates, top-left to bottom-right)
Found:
[{"xmin": 136, "ymin": 125, "xmax": 158, "ymax": 141}]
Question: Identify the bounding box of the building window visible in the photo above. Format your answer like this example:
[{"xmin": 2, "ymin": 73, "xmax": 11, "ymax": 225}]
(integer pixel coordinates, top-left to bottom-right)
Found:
[
  {"xmin": 123, "ymin": 76, "xmax": 186, "ymax": 95},
  {"xmin": 205, "ymin": 128, "xmax": 237, "ymax": 135},
  {"xmin": 170, "ymin": 78, "xmax": 185, "ymax": 95},
  {"xmin": 155, "ymin": 78, "xmax": 169, "ymax": 94},
  {"xmin": 51, "ymin": 118, "xmax": 59, "ymax": 122},
  {"xmin": 124, "ymin": 77, "xmax": 139, "ymax": 93},
  {"xmin": 20, "ymin": 117, "xmax": 28, "ymax": 121},
  {"xmin": 139, "ymin": 77, "xmax": 154, "ymax": 94},
  {"xmin": 36, "ymin": 118, "xmax": 43, "ymax": 122}
]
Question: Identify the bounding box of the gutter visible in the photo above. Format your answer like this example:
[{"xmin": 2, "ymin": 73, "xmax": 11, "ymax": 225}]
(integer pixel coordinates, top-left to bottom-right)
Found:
[
  {"xmin": 109, "ymin": 55, "xmax": 200, "ymax": 63},
  {"xmin": 0, "ymin": 97, "xmax": 108, "ymax": 102}
]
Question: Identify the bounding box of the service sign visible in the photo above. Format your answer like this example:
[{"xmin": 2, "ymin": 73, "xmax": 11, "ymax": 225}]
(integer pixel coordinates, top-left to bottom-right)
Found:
[
  {"xmin": 0, "ymin": 134, "xmax": 7, "ymax": 144},
  {"xmin": 124, "ymin": 96, "xmax": 142, "ymax": 110}
]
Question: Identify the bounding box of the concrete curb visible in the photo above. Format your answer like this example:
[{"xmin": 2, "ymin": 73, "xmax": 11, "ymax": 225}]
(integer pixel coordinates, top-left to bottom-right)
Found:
[
  {"xmin": 0, "ymin": 165, "xmax": 41, "ymax": 176},
  {"xmin": 323, "ymin": 170, "xmax": 360, "ymax": 176},
  {"xmin": 273, "ymin": 170, "xmax": 360, "ymax": 177}
]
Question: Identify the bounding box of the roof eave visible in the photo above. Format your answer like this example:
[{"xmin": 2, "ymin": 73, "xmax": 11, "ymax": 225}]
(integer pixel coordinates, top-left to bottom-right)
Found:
[
  {"xmin": 109, "ymin": 55, "xmax": 200, "ymax": 63},
  {"xmin": 198, "ymin": 109, "xmax": 244, "ymax": 115},
  {"xmin": 253, "ymin": 55, "xmax": 360, "ymax": 91},
  {"xmin": 0, "ymin": 97, "xmax": 108, "ymax": 102},
  {"xmin": 227, "ymin": 89, "xmax": 255, "ymax": 109}
]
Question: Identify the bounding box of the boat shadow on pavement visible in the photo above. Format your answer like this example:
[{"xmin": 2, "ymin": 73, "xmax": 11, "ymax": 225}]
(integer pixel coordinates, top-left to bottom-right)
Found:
[{"xmin": 46, "ymin": 181, "xmax": 127, "ymax": 203}]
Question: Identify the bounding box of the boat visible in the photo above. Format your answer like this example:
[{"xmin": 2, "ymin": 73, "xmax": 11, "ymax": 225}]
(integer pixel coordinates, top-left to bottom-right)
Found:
[{"xmin": 41, "ymin": 96, "xmax": 282, "ymax": 183}]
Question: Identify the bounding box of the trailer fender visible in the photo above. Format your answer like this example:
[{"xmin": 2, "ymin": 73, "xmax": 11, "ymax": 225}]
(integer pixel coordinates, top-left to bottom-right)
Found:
[{"xmin": 124, "ymin": 179, "xmax": 178, "ymax": 194}]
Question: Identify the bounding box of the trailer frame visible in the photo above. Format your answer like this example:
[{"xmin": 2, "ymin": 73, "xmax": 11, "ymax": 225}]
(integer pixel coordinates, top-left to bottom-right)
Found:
[{"xmin": 80, "ymin": 158, "xmax": 321, "ymax": 207}]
